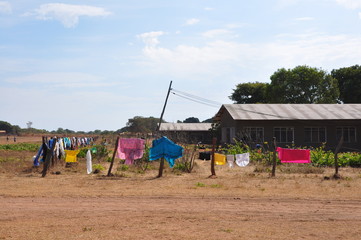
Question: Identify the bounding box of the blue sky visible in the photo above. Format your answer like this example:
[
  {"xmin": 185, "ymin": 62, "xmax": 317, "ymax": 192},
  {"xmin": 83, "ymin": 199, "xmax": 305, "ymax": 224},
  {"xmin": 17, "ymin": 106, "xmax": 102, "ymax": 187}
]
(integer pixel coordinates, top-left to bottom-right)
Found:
[{"xmin": 1, "ymin": 0, "xmax": 361, "ymax": 131}]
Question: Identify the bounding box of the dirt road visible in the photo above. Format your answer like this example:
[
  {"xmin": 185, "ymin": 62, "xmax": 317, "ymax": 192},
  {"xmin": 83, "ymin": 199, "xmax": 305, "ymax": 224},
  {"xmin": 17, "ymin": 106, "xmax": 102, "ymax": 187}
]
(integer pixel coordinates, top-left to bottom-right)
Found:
[
  {"xmin": 1, "ymin": 162, "xmax": 361, "ymax": 240},
  {"xmin": 1, "ymin": 194, "xmax": 361, "ymax": 240}
]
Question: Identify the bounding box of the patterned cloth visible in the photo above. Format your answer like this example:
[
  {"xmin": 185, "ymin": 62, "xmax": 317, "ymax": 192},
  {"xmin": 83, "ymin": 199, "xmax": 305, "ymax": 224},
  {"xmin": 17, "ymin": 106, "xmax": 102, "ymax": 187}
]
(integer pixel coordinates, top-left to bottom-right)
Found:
[
  {"xmin": 236, "ymin": 153, "xmax": 250, "ymax": 167},
  {"xmin": 276, "ymin": 147, "xmax": 311, "ymax": 163},
  {"xmin": 149, "ymin": 137, "xmax": 183, "ymax": 168}
]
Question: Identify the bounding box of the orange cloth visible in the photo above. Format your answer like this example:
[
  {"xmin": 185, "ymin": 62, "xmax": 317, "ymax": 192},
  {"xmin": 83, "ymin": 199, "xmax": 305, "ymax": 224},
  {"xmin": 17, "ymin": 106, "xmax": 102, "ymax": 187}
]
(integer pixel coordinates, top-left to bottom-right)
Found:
[
  {"xmin": 65, "ymin": 150, "xmax": 80, "ymax": 163},
  {"xmin": 214, "ymin": 153, "xmax": 226, "ymax": 165}
]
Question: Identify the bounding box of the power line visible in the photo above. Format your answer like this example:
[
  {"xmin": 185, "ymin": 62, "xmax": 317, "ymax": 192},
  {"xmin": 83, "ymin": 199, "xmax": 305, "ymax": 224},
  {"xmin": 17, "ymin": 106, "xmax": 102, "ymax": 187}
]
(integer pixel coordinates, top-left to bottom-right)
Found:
[
  {"xmin": 171, "ymin": 88, "xmax": 222, "ymax": 106},
  {"xmin": 171, "ymin": 92, "xmax": 220, "ymax": 108}
]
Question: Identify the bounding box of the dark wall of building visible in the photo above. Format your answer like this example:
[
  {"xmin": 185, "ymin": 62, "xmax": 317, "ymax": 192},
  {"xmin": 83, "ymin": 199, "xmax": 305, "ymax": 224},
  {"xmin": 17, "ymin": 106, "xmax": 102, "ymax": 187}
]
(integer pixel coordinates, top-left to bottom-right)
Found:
[{"xmin": 220, "ymin": 117, "xmax": 361, "ymax": 151}]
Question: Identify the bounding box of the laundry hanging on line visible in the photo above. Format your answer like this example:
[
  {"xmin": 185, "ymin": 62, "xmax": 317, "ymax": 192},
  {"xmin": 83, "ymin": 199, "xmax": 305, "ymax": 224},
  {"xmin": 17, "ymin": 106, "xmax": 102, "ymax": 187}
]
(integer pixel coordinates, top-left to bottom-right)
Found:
[
  {"xmin": 116, "ymin": 138, "xmax": 145, "ymax": 165},
  {"xmin": 214, "ymin": 153, "xmax": 226, "ymax": 165},
  {"xmin": 149, "ymin": 136, "xmax": 183, "ymax": 168},
  {"xmin": 235, "ymin": 153, "xmax": 250, "ymax": 167},
  {"xmin": 226, "ymin": 154, "xmax": 235, "ymax": 168},
  {"xmin": 64, "ymin": 150, "xmax": 80, "ymax": 163},
  {"xmin": 86, "ymin": 149, "xmax": 92, "ymax": 174},
  {"xmin": 276, "ymin": 147, "xmax": 311, "ymax": 163}
]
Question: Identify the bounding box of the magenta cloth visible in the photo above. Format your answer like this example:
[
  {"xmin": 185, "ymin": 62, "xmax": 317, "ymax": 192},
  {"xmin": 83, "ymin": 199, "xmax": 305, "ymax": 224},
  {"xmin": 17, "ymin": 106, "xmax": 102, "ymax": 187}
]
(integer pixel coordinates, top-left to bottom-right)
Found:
[
  {"xmin": 116, "ymin": 138, "xmax": 145, "ymax": 165},
  {"xmin": 276, "ymin": 147, "xmax": 311, "ymax": 163}
]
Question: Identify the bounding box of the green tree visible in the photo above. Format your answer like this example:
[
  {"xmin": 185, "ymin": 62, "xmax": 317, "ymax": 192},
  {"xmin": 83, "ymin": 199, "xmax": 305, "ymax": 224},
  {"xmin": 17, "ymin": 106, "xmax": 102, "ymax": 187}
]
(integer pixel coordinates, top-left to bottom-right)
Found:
[
  {"xmin": 0, "ymin": 121, "xmax": 14, "ymax": 134},
  {"xmin": 202, "ymin": 118, "xmax": 213, "ymax": 123},
  {"xmin": 331, "ymin": 65, "xmax": 361, "ymax": 103},
  {"xmin": 229, "ymin": 82, "xmax": 269, "ymax": 103},
  {"xmin": 183, "ymin": 117, "xmax": 200, "ymax": 123},
  {"xmin": 126, "ymin": 116, "xmax": 164, "ymax": 133},
  {"xmin": 267, "ymin": 65, "xmax": 339, "ymax": 103}
]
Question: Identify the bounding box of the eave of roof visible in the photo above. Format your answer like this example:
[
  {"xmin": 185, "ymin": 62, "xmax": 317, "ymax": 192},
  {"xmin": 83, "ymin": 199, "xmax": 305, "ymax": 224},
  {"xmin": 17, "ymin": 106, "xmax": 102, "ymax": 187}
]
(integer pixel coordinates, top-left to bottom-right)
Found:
[{"xmin": 215, "ymin": 104, "xmax": 361, "ymax": 121}]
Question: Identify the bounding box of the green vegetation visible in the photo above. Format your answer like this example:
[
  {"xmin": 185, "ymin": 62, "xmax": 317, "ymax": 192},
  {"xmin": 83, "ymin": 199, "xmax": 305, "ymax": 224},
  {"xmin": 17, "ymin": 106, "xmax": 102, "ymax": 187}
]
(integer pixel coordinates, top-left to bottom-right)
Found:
[
  {"xmin": 92, "ymin": 164, "xmax": 105, "ymax": 171},
  {"xmin": 0, "ymin": 143, "xmax": 40, "ymax": 151}
]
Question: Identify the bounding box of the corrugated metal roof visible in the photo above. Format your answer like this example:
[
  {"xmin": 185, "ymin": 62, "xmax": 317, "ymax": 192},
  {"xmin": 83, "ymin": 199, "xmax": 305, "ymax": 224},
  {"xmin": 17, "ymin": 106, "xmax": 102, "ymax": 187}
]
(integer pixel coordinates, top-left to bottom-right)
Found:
[
  {"xmin": 216, "ymin": 104, "xmax": 361, "ymax": 120},
  {"xmin": 159, "ymin": 123, "xmax": 213, "ymax": 131}
]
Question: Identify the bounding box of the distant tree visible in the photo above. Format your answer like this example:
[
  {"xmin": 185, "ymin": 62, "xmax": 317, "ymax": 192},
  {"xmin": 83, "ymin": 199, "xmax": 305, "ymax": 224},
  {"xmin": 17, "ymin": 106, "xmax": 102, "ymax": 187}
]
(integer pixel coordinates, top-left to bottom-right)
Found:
[
  {"xmin": 230, "ymin": 82, "xmax": 269, "ymax": 103},
  {"xmin": 267, "ymin": 65, "xmax": 339, "ymax": 103},
  {"xmin": 183, "ymin": 117, "xmax": 200, "ymax": 123},
  {"xmin": 115, "ymin": 126, "xmax": 129, "ymax": 134},
  {"xmin": 0, "ymin": 121, "xmax": 13, "ymax": 133},
  {"xmin": 331, "ymin": 65, "xmax": 361, "ymax": 103},
  {"xmin": 126, "ymin": 116, "xmax": 165, "ymax": 133},
  {"xmin": 64, "ymin": 129, "xmax": 75, "ymax": 134},
  {"xmin": 54, "ymin": 128, "xmax": 66, "ymax": 134},
  {"xmin": 202, "ymin": 118, "xmax": 213, "ymax": 123}
]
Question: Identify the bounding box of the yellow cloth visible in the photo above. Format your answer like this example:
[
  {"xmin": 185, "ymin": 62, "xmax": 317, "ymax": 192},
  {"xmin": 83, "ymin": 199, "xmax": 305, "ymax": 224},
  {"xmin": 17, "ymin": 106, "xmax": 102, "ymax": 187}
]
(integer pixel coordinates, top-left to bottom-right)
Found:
[
  {"xmin": 65, "ymin": 150, "xmax": 80, "ymax": 163},
  {"xmin": 214, "ymin": 153, "xmax": 226, "ymax": 165}
]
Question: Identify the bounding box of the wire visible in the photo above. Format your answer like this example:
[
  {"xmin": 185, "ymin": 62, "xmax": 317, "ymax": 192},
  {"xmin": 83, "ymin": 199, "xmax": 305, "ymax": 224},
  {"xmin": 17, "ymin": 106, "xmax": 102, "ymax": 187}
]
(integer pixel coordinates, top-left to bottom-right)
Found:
[
  {"xmin": 171, "ymin": 92, "xmax": 221, "ymax": 108},
  {"xmin": 171, "ymin": 88, "xmax": 222, "ymax": 106}
]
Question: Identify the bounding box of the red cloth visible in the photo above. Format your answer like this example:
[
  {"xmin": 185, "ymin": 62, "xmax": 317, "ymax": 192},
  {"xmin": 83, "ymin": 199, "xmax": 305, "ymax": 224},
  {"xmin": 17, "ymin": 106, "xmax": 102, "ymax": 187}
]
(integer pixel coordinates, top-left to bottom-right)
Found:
[{"xmin": 276, "ymin": 147, "xmax": 311, "ymax": 163}]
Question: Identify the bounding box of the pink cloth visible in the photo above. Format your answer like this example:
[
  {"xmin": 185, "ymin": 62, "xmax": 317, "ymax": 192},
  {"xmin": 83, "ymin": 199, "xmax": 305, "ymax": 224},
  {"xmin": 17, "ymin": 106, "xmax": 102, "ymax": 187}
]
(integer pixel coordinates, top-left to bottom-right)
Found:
[
  {"xmin": 276, "ymin": 147, "xmax": 311, "ymax": 163},
  {"xmin": 116, "ymin": 138, "xmax": 145, "ymax": 165}
]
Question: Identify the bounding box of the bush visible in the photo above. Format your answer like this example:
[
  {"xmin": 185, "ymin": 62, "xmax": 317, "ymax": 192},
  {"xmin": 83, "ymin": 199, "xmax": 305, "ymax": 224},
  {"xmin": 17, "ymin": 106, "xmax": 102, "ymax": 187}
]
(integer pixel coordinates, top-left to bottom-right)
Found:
[
  {"xmin": 0, "ymin": 143, "xmax": 40, "ymax": 151},
  {"xmin": 92, "ymin": 164, "xmax": 105, "ymax": 172}
]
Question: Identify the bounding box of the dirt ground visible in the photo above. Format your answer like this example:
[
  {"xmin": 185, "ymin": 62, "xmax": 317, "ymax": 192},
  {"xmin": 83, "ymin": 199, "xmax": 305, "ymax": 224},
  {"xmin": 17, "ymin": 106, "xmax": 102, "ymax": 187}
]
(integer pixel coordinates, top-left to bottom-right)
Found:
[{"xmin": 1, "ymin": 136, "xmax": 361, "ymax": 240}]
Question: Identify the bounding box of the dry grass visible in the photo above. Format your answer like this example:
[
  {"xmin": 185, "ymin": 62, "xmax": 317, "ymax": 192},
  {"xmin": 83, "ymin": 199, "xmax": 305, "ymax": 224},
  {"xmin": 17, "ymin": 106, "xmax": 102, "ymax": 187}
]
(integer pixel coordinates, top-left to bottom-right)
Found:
[{"xmin": 1, "ymin": 136, "xmax": 361, "ymax": 239}]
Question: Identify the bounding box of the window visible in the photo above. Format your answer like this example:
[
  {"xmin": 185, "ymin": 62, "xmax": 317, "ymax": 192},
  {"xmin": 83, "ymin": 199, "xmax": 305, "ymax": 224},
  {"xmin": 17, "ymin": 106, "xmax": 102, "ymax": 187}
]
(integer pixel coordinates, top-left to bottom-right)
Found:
[
  {"xmin": 336, "ymin": 127, "xmax": 357, "ymax": 143},
  {"xmin": 274, "ymin": 127, "xmax": 294, "ymax": 143},
  {"xmin": 243, "ymin": 127, "xmax": 264, "ymax": 142},
  {"xmin": 305, "ymin": 127, "xmax": 326, "ymax": 143}
]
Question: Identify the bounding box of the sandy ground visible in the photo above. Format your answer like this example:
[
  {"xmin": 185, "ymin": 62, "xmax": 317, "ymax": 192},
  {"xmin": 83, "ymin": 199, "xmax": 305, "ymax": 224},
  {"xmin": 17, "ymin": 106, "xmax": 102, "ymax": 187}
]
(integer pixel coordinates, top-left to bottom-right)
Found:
[{"xmin": 1, "ymin": 137, "xmax": 361, "ymax": 239}]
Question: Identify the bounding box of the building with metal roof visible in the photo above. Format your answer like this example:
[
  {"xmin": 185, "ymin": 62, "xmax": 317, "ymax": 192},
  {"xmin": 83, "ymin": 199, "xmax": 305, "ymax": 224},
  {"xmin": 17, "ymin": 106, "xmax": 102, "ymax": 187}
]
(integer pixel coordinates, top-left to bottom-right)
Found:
[
  {"xmin": 159, "ymin": 123, "xmax": 213, "ymax": 144},
  {"xmin": 215, "ymin": 104, "xmax": 361, "ymax": 150}
]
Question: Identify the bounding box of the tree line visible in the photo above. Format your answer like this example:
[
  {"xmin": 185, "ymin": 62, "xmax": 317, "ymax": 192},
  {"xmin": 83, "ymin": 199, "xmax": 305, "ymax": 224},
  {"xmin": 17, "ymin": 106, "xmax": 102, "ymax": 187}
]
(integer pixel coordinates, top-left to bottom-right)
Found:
[
  {"xmin": 229, "ymin": 65, "xmax": 361, "ymax": 104},
  {"xmin": 0, "ymin": 116, "xmax": 212, "ymax": 136}
]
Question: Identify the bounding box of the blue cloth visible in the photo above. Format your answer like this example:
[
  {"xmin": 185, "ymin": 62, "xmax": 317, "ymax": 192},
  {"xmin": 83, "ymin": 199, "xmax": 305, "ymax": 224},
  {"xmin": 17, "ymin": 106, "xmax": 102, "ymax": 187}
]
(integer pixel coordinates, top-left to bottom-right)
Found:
[
  {"xmin": 33, "ymin": 145, "xmax": 43, "ymax": 167},
  {"xmin": 149, "ymin": 137, "xmax": 183, "ymax": 168}
]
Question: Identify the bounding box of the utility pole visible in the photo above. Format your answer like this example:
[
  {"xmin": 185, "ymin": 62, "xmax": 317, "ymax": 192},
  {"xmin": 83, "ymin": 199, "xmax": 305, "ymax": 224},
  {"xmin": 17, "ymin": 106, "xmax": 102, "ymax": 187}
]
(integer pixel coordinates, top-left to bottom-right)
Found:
[{"xmin": 156, "ymin": 81, "xmax": 173, "ymax": 132}]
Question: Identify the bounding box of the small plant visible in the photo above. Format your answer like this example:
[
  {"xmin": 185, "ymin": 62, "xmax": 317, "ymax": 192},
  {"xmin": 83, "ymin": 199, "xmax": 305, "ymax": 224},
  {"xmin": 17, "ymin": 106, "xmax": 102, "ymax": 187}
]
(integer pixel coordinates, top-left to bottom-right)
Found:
[
  {"xmin": 175, "ymin": 144, "xmax": 198, "ymax": 173},
  {"xmin": 92, "ymin": 164, "xmax": 105, "ymax": 172},
  {"xmin": 118, "ymin": 164, "xmax": 129, "ymax": 171},
  {"xmin": 196, "ymin": 182, "xmax": 206, "ymax": 187}
]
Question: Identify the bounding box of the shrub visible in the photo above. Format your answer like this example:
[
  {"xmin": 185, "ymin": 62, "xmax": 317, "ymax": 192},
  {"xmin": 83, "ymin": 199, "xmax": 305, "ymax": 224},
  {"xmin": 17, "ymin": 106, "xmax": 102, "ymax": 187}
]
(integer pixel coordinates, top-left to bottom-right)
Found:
[
  {"xmin": 0, "ymin": 143, "xmax": 40, "ymax": 151},
  {"xmin": 92, "ymin": 164, "xmax": 105, "ymax": 171}
]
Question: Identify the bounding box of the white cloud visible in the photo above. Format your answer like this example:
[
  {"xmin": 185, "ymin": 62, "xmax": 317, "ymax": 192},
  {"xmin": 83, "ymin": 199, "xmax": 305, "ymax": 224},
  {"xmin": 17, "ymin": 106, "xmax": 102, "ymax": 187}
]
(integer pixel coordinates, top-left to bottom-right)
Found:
[
  {"xmin": 137, "ymin": 31, "xmax": 165, "ymax": 47},
  {"xmin": 335, "ymin": 0, "xmax": 361, "ymax": 9},
  {"xmin": 137, "ymin": 31, "xmax": 361, "ymax": 82},
  {"xmin": 204, "ymin": 7, "xmax": 214, "ymax": 11},
  {"xmin": 186, "ymin": 18, "xmax": 200, "ymax": 25},
  {"xmin": 25, "ymin": 3, "xmax": 111, "ymax": 28},
  {"xmin": 0, "ymin": 1, "xmax": 11, "ymax": 14}
]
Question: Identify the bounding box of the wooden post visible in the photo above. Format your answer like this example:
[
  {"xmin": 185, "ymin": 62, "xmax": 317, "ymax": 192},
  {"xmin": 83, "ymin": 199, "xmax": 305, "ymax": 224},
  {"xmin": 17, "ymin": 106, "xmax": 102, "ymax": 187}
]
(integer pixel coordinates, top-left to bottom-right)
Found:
[
  {"xmin": 334, "ymin": 136, "xmax": 344, "ymax": 179},
  {"xmin": 107, "ymin": 136, "xmax": 120, "ymax": 177},
  {"xmin": 157, "ymin": 157, "xmax": 165, "ymax": 178},
  {"xmin": 209, "ymin": 137, "xmax": 217, "ymax": 178},
  {"xmin": 271, "ymin": 137, "xmax": 277, "ymax": 177}
]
